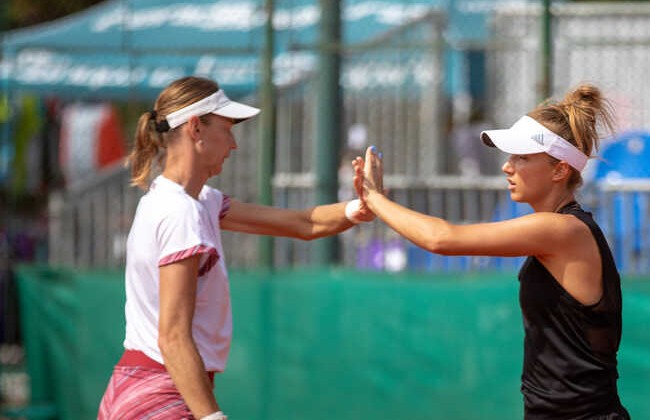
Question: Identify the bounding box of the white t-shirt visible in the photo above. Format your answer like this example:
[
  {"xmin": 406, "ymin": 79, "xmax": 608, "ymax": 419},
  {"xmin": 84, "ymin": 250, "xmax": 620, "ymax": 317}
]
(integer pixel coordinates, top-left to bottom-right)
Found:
[{"xmin": 123, "ymin": 175, "xmax": 232, "ymax": 372}]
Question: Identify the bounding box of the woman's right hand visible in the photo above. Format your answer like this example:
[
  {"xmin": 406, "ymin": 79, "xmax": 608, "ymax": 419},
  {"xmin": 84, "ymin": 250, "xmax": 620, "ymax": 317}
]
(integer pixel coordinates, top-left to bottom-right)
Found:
[{"xmin": 353, "ymin": 146, "xmax": 383, "ymax": 202}]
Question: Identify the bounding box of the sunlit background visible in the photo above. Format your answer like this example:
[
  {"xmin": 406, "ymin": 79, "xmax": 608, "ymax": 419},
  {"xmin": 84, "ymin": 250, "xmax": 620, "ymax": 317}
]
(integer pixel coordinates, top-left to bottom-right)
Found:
[{"xmin": 1, "ymin": 1, "xmax": 649, "ymax": 419}]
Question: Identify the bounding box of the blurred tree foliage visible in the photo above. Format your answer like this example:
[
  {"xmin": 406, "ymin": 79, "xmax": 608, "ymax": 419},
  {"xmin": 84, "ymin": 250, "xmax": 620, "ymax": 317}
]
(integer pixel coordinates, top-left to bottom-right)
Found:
[{"xmin": 4, "ymin": 0, "xmax": 105, "ymax": 30}]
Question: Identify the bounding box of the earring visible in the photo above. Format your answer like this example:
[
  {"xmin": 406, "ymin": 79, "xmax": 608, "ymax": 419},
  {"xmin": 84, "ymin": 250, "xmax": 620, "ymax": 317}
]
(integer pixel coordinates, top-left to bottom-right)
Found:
[{"xmin": 198, "ymin": 139, "xmax": 204, "ymax": 145}]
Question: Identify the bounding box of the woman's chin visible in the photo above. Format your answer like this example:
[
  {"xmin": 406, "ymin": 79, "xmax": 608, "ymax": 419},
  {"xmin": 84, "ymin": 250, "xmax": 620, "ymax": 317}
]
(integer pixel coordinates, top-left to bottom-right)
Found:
[
  {"xmin": 208, "ymin": 164, "xmax": 223, "ymax": 177},
  {"xmin": 509, "ymin": 192, "xmax": 524, "ymax": 202}
]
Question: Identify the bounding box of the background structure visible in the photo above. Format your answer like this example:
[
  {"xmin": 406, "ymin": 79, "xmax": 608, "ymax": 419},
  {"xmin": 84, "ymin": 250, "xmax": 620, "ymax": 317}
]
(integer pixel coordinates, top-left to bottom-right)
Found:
[{"xmin": 1, "ymin": 1, "xmax": 650, "ymax": 419}]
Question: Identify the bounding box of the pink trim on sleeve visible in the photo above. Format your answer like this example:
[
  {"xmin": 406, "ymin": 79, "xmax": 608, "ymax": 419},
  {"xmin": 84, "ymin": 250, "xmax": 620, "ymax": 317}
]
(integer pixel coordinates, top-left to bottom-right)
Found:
[
  {"xmin": 219, "ymin": 195, "xmax": 231, "ymax": 220},
  {"xmin": 159, "ymin": 244, "xmax": 220, "ymax": 274},
  {"xmin": 198, "ymin": 250, "xmax": 219, "ymax": 276}
]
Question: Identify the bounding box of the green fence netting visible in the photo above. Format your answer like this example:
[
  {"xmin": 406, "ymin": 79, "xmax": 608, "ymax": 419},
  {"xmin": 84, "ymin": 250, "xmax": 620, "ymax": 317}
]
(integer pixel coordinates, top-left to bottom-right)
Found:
[{"xmin": 12, "ymin": 266, "xmax": 650, "ymax": 420}]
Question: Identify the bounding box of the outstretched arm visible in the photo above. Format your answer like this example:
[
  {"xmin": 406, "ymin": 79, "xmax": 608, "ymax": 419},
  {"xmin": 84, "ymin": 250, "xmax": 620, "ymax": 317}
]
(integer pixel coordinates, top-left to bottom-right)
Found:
[
  {"xmin": 221, "ymin": 200, "xmax": 366, "ymax": 239},
  {"xmin": 220, "ymin": 162, "xmax": 376, "ymax": 239},
  {"xmin": 355, "ymin": 147, "xmax": 586, "ymax": 258}
]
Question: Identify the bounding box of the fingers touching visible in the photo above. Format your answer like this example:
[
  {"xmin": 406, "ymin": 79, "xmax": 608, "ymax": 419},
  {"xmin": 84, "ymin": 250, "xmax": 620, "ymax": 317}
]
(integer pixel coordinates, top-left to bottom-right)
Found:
[
  {"xmin": 351, "ymin": 145, "xmax": 383, "ymax": 204},
  {"xmin": 364, "ymin": 145, "xmax": 383, "ymax": 193},
  {"xmin": 352, "ymin": 156, "xmax": 365, "ymax": 199}
]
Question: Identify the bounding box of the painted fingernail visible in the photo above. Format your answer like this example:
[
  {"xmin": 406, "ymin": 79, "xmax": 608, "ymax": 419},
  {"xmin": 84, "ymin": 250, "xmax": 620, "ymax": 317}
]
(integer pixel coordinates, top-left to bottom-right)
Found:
[
  {"xmin": 370, "ymin": 145, "xmax": 377, "ymax": 153},
  {"xmin": 378, "ymin": 152, "xmax": 383, "ymax": 159}
]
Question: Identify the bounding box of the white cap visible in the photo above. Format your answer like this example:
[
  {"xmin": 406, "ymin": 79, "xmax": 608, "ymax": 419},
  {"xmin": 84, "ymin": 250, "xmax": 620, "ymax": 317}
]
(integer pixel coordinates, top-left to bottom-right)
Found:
[
  {"xmin": 481, "ymin": 116, "xmax": 588, "ymax": 171},
  {"xmin": 165, "ymin": 89, "xmax": 260, "ymax": 129}
]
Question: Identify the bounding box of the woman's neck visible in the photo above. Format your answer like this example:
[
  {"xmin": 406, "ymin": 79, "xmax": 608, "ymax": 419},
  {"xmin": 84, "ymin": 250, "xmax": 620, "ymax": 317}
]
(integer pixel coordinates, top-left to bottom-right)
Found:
[
  {"xmin": 531, "ymin": 189, "xmax": 576, "ymax": 213},
  {"xmin": 163, "ymin": 156, "xmax": 208, "ymax": 199}
]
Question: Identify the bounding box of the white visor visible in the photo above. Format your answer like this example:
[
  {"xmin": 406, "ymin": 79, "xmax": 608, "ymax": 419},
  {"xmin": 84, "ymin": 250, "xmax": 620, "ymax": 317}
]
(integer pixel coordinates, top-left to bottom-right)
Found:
[
  {"xmin": 481, "ymin": 116, "xmax": 588, "ymax": 171},
  {"xmin": 165, "ymin": 89, "xmax": 260, "ymax": 129}
]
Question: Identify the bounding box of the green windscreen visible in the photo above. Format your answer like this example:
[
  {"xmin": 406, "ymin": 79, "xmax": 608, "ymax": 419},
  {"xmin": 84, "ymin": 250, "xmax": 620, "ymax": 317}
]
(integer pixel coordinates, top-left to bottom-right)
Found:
[{"xmin": 14, "ymin": 266, "xmax": 650, "ymax": 420}]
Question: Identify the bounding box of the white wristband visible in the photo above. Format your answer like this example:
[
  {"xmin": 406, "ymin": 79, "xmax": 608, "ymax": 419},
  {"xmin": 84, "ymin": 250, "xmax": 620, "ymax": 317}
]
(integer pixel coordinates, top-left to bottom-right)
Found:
[
  {"xmin": 344, "ymin": 199, "xmax": 363, "ymax": 224},
  {"xmin": 201, "ymin": 411, "xmax": 227, "ymax": 420}
]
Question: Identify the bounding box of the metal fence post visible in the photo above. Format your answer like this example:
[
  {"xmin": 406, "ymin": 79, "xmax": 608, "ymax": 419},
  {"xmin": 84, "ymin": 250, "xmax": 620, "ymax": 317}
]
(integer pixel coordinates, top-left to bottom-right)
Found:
[
  {"xmin": 313, "ymin": 0, "xmax": 342, "ymax": 265},
  {"xmin": 258, "ymin": 0, "xmax": 276, "ymax": 268},
  {"xmin": 541, "ymin": 0, "xmax": 553, "ymax": 100}
]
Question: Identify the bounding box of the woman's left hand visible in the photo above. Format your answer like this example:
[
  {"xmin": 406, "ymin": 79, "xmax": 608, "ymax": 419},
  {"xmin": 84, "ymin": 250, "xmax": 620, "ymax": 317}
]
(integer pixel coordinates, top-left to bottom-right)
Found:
[
  {"xmin": 353, "ymin": 146, "xmax": 383, "ymax": 198},
  {"xmin": 351, "ymin": 156, "xmax": 375, "ymax": 222},
  {"xmin": 352, "ymin": 146, "xmax": 384, "ymax": 221}
]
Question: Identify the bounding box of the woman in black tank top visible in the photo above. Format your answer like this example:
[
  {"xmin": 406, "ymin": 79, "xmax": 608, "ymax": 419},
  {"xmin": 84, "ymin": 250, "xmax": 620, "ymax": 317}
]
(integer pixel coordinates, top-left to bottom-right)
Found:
[{"xmin": 352, "ymin": 84, "xmax": 630, "ymax": 419}]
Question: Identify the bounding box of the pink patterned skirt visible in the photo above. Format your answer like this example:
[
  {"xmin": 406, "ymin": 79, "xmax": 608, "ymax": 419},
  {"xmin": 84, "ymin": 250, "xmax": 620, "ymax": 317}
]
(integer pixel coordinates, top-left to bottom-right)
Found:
[{"xmin": 97, "ymin": 350, "xmax": 214, "ymax": 420}]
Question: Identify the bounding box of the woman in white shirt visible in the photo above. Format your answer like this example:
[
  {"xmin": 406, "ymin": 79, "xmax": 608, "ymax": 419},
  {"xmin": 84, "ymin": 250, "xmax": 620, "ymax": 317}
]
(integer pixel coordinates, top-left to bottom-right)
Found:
[{"xmin": 98, "ymin": 76, "xmax": 374, "ymax": 420}]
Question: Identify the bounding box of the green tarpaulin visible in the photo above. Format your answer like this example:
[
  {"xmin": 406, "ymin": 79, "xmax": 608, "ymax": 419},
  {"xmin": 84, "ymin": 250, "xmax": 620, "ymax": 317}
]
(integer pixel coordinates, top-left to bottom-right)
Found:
[{"xmin": 13, "ymin": 266, "xmax": 650, "ymax": 419}]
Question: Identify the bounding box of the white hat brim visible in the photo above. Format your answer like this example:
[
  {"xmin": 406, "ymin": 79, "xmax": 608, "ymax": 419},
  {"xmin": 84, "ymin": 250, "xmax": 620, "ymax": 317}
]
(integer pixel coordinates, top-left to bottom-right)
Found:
[
  {"xmin": 213, "ymin": 101, "xmax": 260, "ymax": 122},
  {"xmin": 481, "ymin": 129, "xmax": 546, "ymax": 155}
]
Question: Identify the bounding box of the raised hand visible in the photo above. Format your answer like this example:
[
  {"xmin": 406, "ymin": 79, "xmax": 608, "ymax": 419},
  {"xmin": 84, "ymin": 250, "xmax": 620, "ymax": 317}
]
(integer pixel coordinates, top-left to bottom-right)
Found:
[
  {"xmin": 348, "ymin": 153, "xmax": 373, "ymax": 222},
  {"xmin": 351, "ymin": 146, "xmax": 383, "ymax": 220},
  {"xmin": 352, "ymin": 155, "xmax": 366, "ymax": 201},
  {"xmin": 361, "ymin": 145, "xmax": 383, "ymax": 197}
]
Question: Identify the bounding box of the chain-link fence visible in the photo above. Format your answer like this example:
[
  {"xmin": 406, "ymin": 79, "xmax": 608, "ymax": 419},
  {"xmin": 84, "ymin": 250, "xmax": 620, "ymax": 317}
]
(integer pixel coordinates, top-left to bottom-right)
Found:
[
  {"xmin": 489, "ymin": 2, "xmax": 650, "ymax": 133},
  {"xmin": 264, "ymin": 9, "xmax": 447, "ymax": 267},
  {"xmin": 39, "ymin": 1, "xmax": 650, "ymax": 276},
  {"xmin": 46, "ymin": 5, "xmax": 448, "ymax": 270}
]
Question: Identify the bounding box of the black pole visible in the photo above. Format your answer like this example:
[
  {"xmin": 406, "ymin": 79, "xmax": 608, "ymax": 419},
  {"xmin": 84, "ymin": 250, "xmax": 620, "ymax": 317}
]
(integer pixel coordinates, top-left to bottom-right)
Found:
[
  {"xmin": 313, "ymin": 0, "xmax": 342, "ymax": 266},
  {"xmin": 257, "ymin": 0, "xmax": 276, "ymax": 268},
  {"xmin": 541, "ymin": 0, "xmax": 553, "ymax": 100}
]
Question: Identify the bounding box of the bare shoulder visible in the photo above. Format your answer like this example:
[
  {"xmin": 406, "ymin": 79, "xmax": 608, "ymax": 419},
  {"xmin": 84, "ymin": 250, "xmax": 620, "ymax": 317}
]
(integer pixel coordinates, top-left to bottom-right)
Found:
[
  {"xmin": 518, "ymin": 212, "xmax": 594, "ymax": 258},
  {"xmin": 561, "ymin": 212, "xmax": 593, "ymax": 236},
  {"xmin": 536, "ymin": 213, "xmax": 602, "ymax": 305},
  {"xmin": 557, "ymin": 211, "xmax": 594, "ymax": 243},
  {"xmin": 518, "ymin": 211, "xmax": 589, "ymax": 239}
]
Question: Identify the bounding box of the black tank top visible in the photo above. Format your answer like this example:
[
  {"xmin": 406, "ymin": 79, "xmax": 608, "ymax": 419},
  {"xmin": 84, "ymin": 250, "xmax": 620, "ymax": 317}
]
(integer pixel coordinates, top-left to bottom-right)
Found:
[{"xmin": 518, "ymin": 202, "xmax": 628, "ymax": 419}]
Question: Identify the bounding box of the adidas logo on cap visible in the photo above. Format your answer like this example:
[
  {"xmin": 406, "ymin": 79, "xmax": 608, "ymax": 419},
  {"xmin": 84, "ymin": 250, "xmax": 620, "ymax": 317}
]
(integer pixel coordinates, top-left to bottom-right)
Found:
[{"xmin": 531, "ymin": 133, "xmax": 545, "ymax": 145}]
